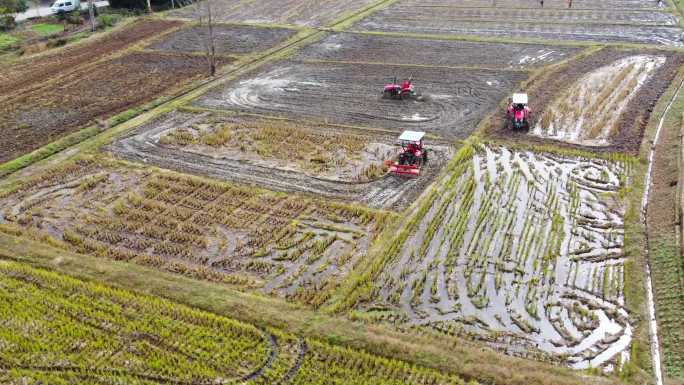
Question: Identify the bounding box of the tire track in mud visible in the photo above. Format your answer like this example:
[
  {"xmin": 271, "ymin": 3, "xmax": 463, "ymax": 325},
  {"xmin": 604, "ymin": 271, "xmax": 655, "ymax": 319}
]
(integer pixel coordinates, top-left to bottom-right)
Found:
[
  {"xmin": 242, "ymin": 330, "xmax": 279, "ymax": 382},
  {"xmin": 279, "ymin": 338, "xmax": 308, "ymax": 383}
]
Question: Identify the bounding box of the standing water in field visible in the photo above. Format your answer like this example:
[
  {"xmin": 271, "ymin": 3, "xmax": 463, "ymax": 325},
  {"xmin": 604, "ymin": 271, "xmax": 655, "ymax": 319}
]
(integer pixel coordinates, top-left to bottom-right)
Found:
[
  {"xmin": 532, "ymin": 55, "xmax": 665, "ymax": 146},
  {"xmin": 369, "ymin": 144, "xmax": 633, "ymax": 371}
]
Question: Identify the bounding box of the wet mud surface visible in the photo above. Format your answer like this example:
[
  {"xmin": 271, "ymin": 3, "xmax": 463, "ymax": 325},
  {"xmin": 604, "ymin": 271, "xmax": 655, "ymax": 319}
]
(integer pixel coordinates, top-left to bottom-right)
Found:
[
  {"xmin": 107, "ymin": 110, "xmax": 453, "ymax": 210},
  {"xmin": 192, "ymin": 60, "xmax": 527, "ymax": 140},
  {"xmin": 296, "ymin": 33, "xmax": 581, "ymax": 69},
  {"xmin": 353, "ymin": 0, "xmax": 684, "ymax": 45},
  {"xmin": 0, "ymin": 160, "xmax": 394, "ymax": 304},
  {"xmin": 489, "ymin": 49, "xmax": 684, "ymax": 153},
  {"xmin": 167, "ymin": 0, "xmax": 376, "ymax": 27},
  {"xmin": 147, "ymin": 24, "xmax": 297, "ymax": 56},
  {"xmin": 531, "ymin": 55, "xmax": 665, "ymax": 146},
  {"xmin": 365, "ymin": 144, "xmax": 633, "ymax": 371}
]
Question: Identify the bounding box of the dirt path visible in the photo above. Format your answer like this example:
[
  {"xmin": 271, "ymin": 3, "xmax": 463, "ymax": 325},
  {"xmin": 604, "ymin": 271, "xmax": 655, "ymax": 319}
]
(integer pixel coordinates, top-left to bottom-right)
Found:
[{"xmin": 641, "ymin": 78, "xmax": 684, "ymax": 385}]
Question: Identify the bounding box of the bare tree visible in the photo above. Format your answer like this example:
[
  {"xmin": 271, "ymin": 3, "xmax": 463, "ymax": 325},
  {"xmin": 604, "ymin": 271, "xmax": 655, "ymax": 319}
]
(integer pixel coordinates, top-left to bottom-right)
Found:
[
  {"xmin": 88, "ymin": 0, "xmax": 95, "ymax": 32},
  {"xmin": 195, "ymin": 0, "xmax": 216, "ymax": 76}
]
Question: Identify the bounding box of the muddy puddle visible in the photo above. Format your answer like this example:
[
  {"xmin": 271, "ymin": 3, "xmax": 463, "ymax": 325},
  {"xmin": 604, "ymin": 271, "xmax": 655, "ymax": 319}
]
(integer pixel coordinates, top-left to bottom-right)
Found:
[
  {"xmin": 366, "ymin": 145, "xmax": 632, "ymax": 370},
  {"xmin": 532, "ymin": 55, "xmax": 665, "ymax": 147}
]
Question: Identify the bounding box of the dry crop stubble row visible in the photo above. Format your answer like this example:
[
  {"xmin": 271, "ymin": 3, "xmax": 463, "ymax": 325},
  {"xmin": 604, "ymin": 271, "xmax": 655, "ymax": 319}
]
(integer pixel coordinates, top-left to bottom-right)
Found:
[
  {"xmin": 0, "ymin": 261, "xmax": 474, "ymax": 385},
  {"xmin": 0, "ymin": 158, "xmax": 395, "ymax": 307},
  {"xmin": 337, "ymin": 141, "xmax": 636, "ymax": 372}
]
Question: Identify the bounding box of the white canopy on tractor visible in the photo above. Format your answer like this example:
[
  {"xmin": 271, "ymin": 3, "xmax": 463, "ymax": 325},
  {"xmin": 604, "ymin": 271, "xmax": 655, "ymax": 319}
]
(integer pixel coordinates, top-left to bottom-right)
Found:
[
  {"xmin": 398, "ymin": 130, "xmax": 426, "ymax": 143},
  {"xmin": 512, "ymin": 93, "xmax": 528, "ymax": 105}
]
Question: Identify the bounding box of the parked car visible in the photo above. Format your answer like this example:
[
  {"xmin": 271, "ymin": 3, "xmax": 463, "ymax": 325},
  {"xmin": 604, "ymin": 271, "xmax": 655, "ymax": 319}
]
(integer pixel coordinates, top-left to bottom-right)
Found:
[{"xmin": 51, "ymin": 0, "xmax": 81, "ymax": 14}]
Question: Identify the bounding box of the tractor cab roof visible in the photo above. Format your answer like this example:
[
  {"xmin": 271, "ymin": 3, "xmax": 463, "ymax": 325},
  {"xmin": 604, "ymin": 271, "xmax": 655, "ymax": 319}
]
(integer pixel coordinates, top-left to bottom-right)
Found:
[
  {"xmin": 398, "ymin": 131, "xmax": 425, "ymax": 142},
  {"xmin": 512, "ymin": 93, "xmax": 528, "ymax": 105}
]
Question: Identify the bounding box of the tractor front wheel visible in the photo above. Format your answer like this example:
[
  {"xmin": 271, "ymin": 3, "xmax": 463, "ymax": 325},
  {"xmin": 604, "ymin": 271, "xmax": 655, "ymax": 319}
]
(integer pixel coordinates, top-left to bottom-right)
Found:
[{"xmin": 423, "ymin": 150, "xmax": 428, "ymax": 163}]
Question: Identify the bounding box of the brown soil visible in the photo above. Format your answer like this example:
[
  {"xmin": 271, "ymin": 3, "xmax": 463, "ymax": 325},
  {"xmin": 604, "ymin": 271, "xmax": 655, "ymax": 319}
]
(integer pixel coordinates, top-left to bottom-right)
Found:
[
  {"xmin": 0, "ymin": 19, "xmax": 183, "ymax": 101},
  {"xmin": 486, "ymin": 48, "xmax": 684, "ymax": 154},
  {"xmin": 0, "ymin": 51, "xmax": 222, "ymax": 163},
  {"xmin": 147, "ymin": 24, "xmax": 297, "ymax": 56}
]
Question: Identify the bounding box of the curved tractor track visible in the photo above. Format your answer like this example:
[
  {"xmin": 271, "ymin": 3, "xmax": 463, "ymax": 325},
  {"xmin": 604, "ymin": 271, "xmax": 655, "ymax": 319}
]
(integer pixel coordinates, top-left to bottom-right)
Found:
[{"xmin": 193, "ymin": 61, "xmax": 526, "ymax": 140}]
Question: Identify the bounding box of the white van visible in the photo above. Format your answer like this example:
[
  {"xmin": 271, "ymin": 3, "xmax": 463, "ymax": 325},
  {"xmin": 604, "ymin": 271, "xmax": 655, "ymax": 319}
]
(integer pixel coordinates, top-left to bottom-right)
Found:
[{"xmin": 51, "ymin": 0, "xmax": 81, "ymax": 13}]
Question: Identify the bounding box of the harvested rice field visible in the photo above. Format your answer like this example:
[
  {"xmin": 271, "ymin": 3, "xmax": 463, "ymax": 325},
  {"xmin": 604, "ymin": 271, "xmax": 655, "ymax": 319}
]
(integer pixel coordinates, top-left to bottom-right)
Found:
[
  {"xmin": 352, "ymin": 0, "xmax": 684, "ymax": 45},
  {"xmin": 489, "ymin": 48, "xmax": 684, "ymax": 153},
  {"xmin": 0, "ymin": 158, "xmax": 395, "ymax": 305},
  {"xmin": 2, "ymin": 0, "xmax": 683, "ymax": 383},
  {"xmin": 108, "ymin": 110, "xmax": 453, "ymax": 209},
  {"xmin": 0, "ymin": 261, "xmax": 470, "ymax": 384},
  {"xmin": 192, "ymin": 61, "xmax": 526, "ymax": 139},
  {"xmin": 146, "ymin": 24, "xmax": 298, "ymax": 56},
  {"xmin": 167, "ymin": 0, "xmax": 377, "ymax": 27},
  {"xmin": 295, "ymin": 33, "xmax": 581, "ymax": 69},
  {"xmin": 348, "ymin": 142, "xmax": 635, "ymax": 371},
  {"xmin": 0, "ymin": 19, "xmax": 221, "ymax": 164}
]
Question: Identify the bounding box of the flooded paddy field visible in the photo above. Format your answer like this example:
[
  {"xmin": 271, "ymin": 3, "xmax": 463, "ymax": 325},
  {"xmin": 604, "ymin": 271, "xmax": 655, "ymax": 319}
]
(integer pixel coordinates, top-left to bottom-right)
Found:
[
  {"xmin": 359, "ymin": 142, "xmax": 634, "ymax": 371},
  {"xmin": 352, "ymin": 0, "xmax": 684, "ymax": 45},
  {"xmin": 192, "ymin": 60, "xmax": 526, "ymax": 140},
  {"xmin": 295, "ymin": 33, "xmax": 581, "ymax": 69},
  {"xmin": 0, "ymin": 159, "xmax": 396, "ymax": 305},
  {"xmin": 108, "ymin": 110, "xmax": 453, "ymax": 210},
  {"xmin": 489, "ymin": 49, "xmax": 684, "ymax": 152}
]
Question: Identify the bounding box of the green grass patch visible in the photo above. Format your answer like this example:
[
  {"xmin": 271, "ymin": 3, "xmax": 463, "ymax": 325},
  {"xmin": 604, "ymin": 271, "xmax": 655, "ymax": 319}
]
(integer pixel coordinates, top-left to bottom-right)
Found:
[
  {"xmin": 31, "ymin": 23, "xmax": 63, "ymax": 37},
  {"xmin": 0, "ymin": 33, "xmax": 19, "ymax": 50}
]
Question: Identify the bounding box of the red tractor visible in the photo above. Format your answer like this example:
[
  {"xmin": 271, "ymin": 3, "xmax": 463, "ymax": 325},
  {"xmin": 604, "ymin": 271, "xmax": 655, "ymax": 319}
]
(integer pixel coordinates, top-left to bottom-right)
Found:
[
  {"xmin": 383, "ymin": 76, "xmax": 417, "ymax": 100},
  {"xmin": 507, "ymin": 93, "xmax": 531, "ymax": 130},
  {"xmin": 389, "ymin": 131, "xmax": 428, "ymax": 177}
]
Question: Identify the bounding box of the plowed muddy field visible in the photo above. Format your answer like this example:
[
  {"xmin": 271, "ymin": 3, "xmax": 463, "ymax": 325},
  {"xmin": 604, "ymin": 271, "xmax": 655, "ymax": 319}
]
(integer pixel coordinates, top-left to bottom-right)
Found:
[
  {"xmin": 0, "ymin": 159, "xmax": 395, "ymax": 306},
  {"xmin": 353, "ymin": 0, "xmax": 684, "ymax": 45},
  {"xmin": 359, "ymin": 142, "xmax": 633, "ymax": 371},
  {"xmin": 108, "ymin": 110, "xmax": 453, "ymax": 210},
  {"xmin": 0, "ymin": 51, "xmax": 220, "ymax": 164},
  {"xmin": 167, "ymin": 0, "xmax": 377, "ymax": 27},
  {"xmin": 489, "ymin": 49, "xmax": 684, "ymax": 152},
  {"xmin": 296, "ymin": 33, "xmax": 580, "ymax": 69},
  {"xmin": 147, "ymin": 24, "xmax": 297, "ymax": 56},
  {"xmin": 192, "ymin": 61, "xmax": 526, "ymax": 139}
]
